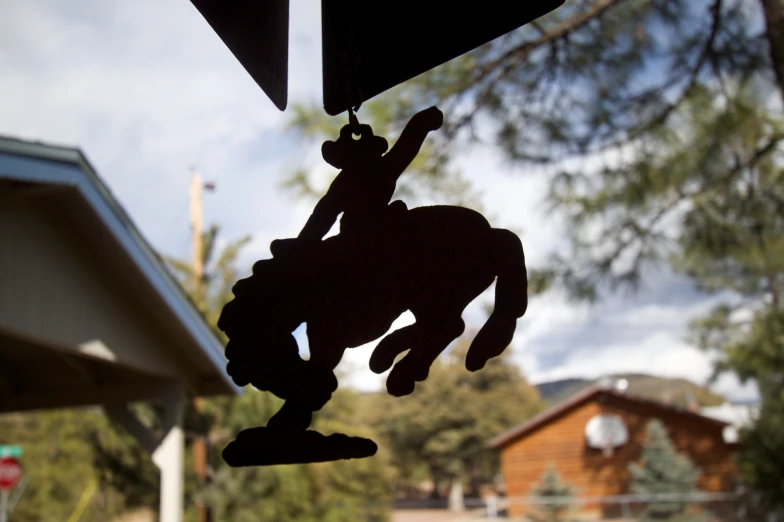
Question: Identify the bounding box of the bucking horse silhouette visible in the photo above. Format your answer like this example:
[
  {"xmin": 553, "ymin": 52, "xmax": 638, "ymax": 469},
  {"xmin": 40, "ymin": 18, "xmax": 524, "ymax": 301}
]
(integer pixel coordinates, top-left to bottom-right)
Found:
[{"xmin": 217, "ymin": 107, "xmax": 528, "ymax": 466}]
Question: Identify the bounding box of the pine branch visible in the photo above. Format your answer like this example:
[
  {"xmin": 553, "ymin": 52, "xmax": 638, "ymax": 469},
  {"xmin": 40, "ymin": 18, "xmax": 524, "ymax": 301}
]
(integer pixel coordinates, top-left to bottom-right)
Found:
[
  {"xmin": 761, "ymin": 0, "xmax": 784, "ymax": 105},
  {"xmin": 449, "ymin": 0, "xmax": 629, "ymax": 134},
  {"xmin": 690, "ymin": 134, "xmax": 783, "ymax": 226},
  {"xmin": 214, "ymin": 235, "xmax": 252, "ymax": 270},
  {"xmin": 202, "ymin": 224, "xmax": 220, "ymax": 269},
  {"xmin": 483, "ymin": 0, "xmax": 628, "ymax": 77},
  {"xmin": 623, "ymin": 0, "xmax": 724, "ymax": 142},
  {"xmin": 557, "ymin": 130, "xmax": 782, "ymax": 298},
  {"xmin": 163, "ymin": 256, "xmax": 194, "ymax": 279}
]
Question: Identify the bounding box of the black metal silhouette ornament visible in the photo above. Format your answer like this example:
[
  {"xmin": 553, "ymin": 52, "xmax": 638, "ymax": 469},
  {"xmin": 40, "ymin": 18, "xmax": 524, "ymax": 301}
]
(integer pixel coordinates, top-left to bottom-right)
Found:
[{"xmin": 218, "ymin": 106, "xmax": 528, "ymax": 466}]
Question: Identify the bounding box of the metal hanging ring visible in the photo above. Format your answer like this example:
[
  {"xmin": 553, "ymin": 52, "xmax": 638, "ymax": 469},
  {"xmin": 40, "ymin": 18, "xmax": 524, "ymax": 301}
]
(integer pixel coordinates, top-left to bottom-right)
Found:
[{"xmin": 347, "ymin": 106, "xmax": 361, "ymax": 136}]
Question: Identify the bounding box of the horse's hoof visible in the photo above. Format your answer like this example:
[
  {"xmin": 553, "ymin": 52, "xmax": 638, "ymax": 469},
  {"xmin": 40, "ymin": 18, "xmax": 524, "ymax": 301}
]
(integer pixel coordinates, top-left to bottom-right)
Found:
[
  {"xmin": 370, "ymin": 326, "xmax": 415, "ymax": 374},
  {"xmin": 386, "ymin": 374, "xmax": 416, "ymax": 397},
  {"xmin": 465, "ymin": 356, "xmax": 487, "ymax": 372},
  {"xmin": 466, "ymin": 315, "xmax": 516, "ymax": 371}
]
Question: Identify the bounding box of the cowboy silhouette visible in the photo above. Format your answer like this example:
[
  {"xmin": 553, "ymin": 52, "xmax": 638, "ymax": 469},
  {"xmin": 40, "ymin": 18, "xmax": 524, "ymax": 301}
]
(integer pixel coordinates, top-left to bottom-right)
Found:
[{"xmin": 270, "ymin": 106, "xmax": 443, "ymax": 260}]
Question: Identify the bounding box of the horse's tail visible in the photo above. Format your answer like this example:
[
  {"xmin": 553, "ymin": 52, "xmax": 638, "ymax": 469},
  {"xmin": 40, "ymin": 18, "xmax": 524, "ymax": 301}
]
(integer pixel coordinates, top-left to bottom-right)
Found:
[{"xmin": 466, "ymin": 228, "xmax": 528, "ymax": 372}]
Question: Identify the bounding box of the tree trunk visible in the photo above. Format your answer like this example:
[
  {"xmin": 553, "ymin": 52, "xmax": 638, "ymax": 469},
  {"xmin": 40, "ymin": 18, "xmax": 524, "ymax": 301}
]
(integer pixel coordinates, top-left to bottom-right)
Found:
[
  {"xmin": 468, "ymin": 464, "xmax": 482, "ymax": 498},
  {"xmin": 428, "ymin": 463, "xmax": 441, "ymax": 499},
  {"xmin": 430, "ymin": 482, "xmax": 441, "ymax": 500},
  {"xmin": 761, "ymin": 0, "xmax": 784, "ymax": 104},
  {"xmin": 448, "ymin": 476, "xmax": 465, "ymax": 513}
]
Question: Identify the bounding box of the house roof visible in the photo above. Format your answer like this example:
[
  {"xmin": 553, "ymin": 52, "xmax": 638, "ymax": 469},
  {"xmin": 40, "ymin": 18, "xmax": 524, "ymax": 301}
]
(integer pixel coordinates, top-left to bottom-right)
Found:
[
  {"xmin": 0, "ymin": 135, "xmax": 241, "ymax": 396},
  {"xmin": 701, "ymin": 402, "xmax": 759, "ymax": 428},
  {"xmin": 488, "ymin": 383, "xmax": 729, "ymax": 449}
]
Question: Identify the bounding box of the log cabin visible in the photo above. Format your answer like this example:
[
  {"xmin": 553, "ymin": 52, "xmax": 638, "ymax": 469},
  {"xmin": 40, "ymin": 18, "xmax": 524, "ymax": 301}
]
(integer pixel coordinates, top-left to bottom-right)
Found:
[{"xmin": 488, "ymin": 382, "xmax": 738, "ymax": 519}]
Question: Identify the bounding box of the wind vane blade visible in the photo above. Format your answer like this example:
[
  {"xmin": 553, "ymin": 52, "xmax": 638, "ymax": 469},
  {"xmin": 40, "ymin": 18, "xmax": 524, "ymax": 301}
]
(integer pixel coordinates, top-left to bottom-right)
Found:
[
  {"xmin": 190, "ymin": 0, "xmax": 289, "ymax": 111},
  {"xmin": 321, "ymin": 0, "xmax": 566, "ymax": 115}
]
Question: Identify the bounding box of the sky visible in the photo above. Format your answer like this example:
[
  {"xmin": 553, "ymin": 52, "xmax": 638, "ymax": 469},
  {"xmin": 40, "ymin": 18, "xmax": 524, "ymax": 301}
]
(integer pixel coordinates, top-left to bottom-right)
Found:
[{"xmin": 0, "ymin": 0, "xmax": 758, "ymax": 401}]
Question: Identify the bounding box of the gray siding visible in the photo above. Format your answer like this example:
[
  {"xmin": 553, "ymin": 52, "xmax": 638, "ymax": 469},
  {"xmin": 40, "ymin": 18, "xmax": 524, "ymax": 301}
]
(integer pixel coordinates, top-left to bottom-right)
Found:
[{"xmin": 0, "ymin": 191, "xmax": 187, "ymax": 380}]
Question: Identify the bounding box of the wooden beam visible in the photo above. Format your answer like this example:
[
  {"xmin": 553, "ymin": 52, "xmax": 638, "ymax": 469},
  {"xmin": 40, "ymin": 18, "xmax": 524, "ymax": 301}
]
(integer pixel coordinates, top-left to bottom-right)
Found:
[
  {"xmin": 0, "ymin": 380, "xmax": 173, "ymax": 413},
  {"xmin": 0, "ymin": 326, "xmax": 203, "ymax": 395},
  {"xmin": 0, "ymin": 355, "xmax": 26, "ymax": 395},
  {"xmin": 104, "ymin": 404, "xmax": 160, "ymax": 456}
]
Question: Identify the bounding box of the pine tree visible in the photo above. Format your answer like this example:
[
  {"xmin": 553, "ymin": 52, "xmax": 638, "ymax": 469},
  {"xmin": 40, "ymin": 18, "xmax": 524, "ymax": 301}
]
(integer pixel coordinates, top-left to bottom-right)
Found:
[
  {"xmin": 629, "ymin": 419, "xmax": 703, "ymax": 522},
  {"xmin": 163, "ymin": 223, "xmax": 252, "ymax": 338},
  {"xmin": 526, "ymin": 465, "xmax": 579, "ymax": 522},
  {"xmin": 691, "ymin": 308, "xmax": 784, "ymax": 517}
]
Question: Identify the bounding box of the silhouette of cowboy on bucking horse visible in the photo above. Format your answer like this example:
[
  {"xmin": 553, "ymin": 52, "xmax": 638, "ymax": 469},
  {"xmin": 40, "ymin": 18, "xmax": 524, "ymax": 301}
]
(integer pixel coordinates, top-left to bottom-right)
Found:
[{"xmin": 218, "ymin": 106, "xmax": 528, "ymax": 465}]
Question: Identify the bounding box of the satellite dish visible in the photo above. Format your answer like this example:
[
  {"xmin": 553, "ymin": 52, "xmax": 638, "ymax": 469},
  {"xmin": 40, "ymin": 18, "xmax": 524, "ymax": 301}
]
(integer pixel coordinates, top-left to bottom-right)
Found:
[
  {"xmin": 585, "ymin": 414, "xmax": 629, "ymax": 456},
  {"xmin": 722, "ymin": 426, "xmax": 739, "ymax": 444},
  {"xmin": 614, "ymin": 378, "xmax": 629, "ymax": 392}
]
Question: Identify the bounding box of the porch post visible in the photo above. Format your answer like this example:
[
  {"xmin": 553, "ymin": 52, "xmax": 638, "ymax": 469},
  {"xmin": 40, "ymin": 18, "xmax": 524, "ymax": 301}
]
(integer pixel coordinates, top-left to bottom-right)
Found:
[{"xmin": 153, "ymin": 385, "xmax": 185, "ymax": 522}]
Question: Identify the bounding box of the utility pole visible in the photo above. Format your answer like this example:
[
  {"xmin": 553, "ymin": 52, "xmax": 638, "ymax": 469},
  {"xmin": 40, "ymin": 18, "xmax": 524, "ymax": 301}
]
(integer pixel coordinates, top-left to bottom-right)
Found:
[
  {"xmin": 190, "ymin": 170, "xmax": 204, "ymax": 297},
  {"xmin": 189, "ymin": 167, "xmax": 211, "ymax": 522}
]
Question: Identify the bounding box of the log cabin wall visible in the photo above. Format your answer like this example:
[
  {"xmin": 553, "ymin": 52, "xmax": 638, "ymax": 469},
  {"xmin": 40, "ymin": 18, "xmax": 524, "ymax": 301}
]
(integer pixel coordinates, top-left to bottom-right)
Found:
[{"xmin": 497, "ymin": 390, "xmax": 737, "ymax": 518}]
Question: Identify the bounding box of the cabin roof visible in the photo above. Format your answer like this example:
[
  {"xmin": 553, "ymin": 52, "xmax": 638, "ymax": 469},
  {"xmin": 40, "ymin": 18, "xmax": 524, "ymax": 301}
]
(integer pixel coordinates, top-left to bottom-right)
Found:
[{"xmin": 488, "ymin": 383, "xmax": 728, "ymax": 449}]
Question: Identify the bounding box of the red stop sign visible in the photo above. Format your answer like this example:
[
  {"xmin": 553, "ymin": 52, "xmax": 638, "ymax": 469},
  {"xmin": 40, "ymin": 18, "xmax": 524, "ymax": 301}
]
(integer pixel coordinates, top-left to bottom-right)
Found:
[{"xmin": 0, "ymin": 457, "xmax": 21, "ymax": 490}]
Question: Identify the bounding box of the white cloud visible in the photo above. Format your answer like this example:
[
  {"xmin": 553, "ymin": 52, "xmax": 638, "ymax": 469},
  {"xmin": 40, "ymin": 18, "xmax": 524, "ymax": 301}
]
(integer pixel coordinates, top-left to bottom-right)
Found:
[
  {"xmin": 531, "ymin": 332, "xmax": 713, "ymax": 384},
  {"xmin": 712, "ymin": 374, "xmax": 760, "ymax": 403}
]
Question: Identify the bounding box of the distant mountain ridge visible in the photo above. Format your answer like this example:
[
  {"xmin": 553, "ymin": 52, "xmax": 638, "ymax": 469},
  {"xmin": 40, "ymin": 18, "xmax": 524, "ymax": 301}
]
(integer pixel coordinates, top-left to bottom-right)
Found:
[{"xmin": 534, "ymin": 373, "xmax": 725, "ymax": 408}]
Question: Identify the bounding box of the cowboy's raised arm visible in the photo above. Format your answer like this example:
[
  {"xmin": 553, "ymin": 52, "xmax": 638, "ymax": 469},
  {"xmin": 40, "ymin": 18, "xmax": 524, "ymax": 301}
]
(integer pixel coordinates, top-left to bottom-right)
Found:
[
  {"xmin": 382, "ymin": 106, "xmax": 443, "ymax": 182},
  {"xmin": 297, "ymin": 173, "xmax": 346, "ymax": 242}
]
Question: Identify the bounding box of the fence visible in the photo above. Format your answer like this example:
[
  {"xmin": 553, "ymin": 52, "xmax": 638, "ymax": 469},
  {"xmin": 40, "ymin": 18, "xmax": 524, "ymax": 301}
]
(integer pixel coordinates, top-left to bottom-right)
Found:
[
  {"xmin": 493, "ymin": 491, "xmax": 743, "ymax": 520},
  {"xmin": 389, "ymin": 492, "xmax": 783, "ymax": 521}
]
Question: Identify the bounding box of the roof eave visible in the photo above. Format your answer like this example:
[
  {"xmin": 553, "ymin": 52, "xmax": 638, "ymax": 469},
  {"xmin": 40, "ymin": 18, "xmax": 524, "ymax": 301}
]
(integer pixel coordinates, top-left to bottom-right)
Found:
[
  {"xmin": 488, "ymin": 384, "xmax": 730, "ymax": 449},
  {"xmin": 0, "ymin": 135, "xmax": 241, "ymax": 396}
]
